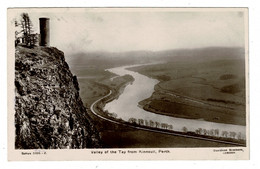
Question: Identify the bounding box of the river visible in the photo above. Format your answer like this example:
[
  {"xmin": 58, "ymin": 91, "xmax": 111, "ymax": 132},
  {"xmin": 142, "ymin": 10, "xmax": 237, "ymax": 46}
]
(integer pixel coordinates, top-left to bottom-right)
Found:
[{"xmin": 104, "ymin": 64, "xmax": 246, "ymax": 140}]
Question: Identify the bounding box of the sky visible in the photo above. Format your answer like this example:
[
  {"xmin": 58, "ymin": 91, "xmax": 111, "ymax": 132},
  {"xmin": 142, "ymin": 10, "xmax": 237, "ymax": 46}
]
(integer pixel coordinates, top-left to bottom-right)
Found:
[{"xmin": 11, "ymin": 8, "xmax": 246, "ymax": 55}]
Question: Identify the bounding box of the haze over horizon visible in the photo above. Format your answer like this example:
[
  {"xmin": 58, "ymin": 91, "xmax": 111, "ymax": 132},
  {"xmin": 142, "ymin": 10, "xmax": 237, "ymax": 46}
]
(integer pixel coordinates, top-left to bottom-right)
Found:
[{"xmin": 12, "ymin": 8, "xmax": 246, "ymax": 57}]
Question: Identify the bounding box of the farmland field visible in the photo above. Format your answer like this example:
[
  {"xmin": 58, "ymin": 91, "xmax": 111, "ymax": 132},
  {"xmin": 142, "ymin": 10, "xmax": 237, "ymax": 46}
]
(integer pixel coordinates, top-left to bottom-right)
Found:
[{"xmin": 128, "ymin": 59, "xmax": 246, "ymax": 126}]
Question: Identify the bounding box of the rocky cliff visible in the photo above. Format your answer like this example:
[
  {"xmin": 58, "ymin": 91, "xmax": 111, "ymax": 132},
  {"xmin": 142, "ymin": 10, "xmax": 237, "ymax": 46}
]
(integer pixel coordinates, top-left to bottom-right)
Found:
[{"xmin": 15, "ymin": 46, "xmax": 101, "ymax": 149}]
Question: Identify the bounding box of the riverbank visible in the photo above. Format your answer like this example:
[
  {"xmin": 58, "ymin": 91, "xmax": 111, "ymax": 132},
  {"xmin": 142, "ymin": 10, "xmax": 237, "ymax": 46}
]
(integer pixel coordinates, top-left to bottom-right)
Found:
[
  {"xmin": 128, "ymin": 60, "xmax": 246, "ymax": 126},
  {"xmin": 95, "ymin": 75, "xmax": 135, "ymax": 119},
  {"xmin": 90, "ymin": 87, "xmax": 245, "ymax": 147},
  {"xmin": 104, "ymin": 64, "xmax": 246, "ymax": 141}
]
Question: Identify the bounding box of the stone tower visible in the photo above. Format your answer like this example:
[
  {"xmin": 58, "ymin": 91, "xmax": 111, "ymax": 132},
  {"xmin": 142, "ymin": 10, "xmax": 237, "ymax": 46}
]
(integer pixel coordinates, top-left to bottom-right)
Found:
[{"xmin": 39, "ymin": 18, "xmax": 50, "ymax": 46}]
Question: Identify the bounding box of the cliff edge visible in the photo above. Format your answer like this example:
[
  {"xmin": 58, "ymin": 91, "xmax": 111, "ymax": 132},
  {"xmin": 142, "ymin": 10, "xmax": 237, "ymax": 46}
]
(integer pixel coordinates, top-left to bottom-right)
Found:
[{"xmin": 14, "ymin": 46, "xmax": 101, "ymax": 149}]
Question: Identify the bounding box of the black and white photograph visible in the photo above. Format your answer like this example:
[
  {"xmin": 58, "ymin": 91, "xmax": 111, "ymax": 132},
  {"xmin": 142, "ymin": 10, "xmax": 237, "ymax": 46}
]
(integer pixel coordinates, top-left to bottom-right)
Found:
[{"xmin": 7, "ymin": 7, "xmax": 249, "ymax": 160}]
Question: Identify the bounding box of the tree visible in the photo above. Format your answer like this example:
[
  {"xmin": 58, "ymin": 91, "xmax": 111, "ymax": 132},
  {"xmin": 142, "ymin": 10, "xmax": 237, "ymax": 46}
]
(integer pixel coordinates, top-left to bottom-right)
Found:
[
  {"xmin": 161, "ymin": 123, "xmax": 168, "ymax": 129},
  {"xmin": 18, "ymin": 13, "xmax": 36, "ymax": 47},
  {"xmin": 203, "ymin": 129, "xmax": 208, "ymax": 135},
  {"xmin": 155, "ymin": 121, "xmax": 160, "ymax": 128},
  {"xmin": 195, "ymin": 129, "xmax": 200, "ymax": 134},
  {"xmin": 214, "ymin": 129, "xmax": 219, "ymax": 136},
  {"xmin": 196, "ymin": 128, "xmax": 203, "ymax": 135},
  {"xmin": 144, "ymin": 120, "xmax": 149, "ymax": 126},
  {"xmin": 229, "ymin": 132, "xmax": 237, "ymax": 139},
  {"xmin": 168, "ymin": 125, "xmax": 173, "ymax": 130},
  {"xmin": 149, "ymin": 120, "xmax": 155, "ymax": 127},
  {"xmin": 222, "ymin": 131, "xmax": 228, "ymax": 137},
  {"xmin": 138, "ymin": 119, "xmax": 144, "ymax": 125},
  {"xmin": 237, "ymin": 132, "xmax": 242, "ymax": 140},
  {"xmin": 128, "ymin": 118, "xmax": 137, "ymax": 124},
  {"xmin": 209, "ymin": 129, "xmax": 214, "ymax": 136},
  {"xmin": 182, "ymin": 126, "xmax": 188, "ymax": 133}
]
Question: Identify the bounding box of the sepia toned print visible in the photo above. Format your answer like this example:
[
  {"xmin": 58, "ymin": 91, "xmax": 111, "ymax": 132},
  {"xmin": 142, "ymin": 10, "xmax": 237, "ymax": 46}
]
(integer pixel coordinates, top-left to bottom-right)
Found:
[{"xmin": 8, "ymin": 8, "xmax": 249, "ymax": 160}]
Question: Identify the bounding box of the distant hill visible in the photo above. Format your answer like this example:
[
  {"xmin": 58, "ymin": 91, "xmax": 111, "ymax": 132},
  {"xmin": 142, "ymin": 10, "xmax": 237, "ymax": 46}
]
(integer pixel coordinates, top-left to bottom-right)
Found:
[
  {"xmin": 67, "ymin": 46, "xmax": 245, "ymax": 69},
  {"xmin": 67, "ymin": 50, "xmax": 155, "ymax": 69},
  {"xmin": 155, "ymin": 47, "xmax": 245, "ymax": 63}
]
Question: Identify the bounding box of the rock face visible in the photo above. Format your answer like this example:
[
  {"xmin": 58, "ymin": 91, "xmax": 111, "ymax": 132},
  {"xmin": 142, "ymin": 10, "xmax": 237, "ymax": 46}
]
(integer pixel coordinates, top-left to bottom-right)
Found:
[{"xmin": 15, "ymin": 46, "xmax": 101, "ymax": 149}]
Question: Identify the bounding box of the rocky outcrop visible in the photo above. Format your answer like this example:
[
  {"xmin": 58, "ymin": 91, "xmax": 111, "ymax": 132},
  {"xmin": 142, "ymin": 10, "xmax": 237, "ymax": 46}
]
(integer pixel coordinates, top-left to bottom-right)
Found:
[{"xmin": 15, "ymin": 46, "xmax": 101, "ymax": 149}]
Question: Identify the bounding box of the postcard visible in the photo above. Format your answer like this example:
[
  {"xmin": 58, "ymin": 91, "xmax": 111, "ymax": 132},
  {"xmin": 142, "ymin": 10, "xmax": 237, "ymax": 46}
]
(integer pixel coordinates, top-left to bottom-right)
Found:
[{"xmin": 7, "ymin": 7, "xmax": 249, "ymax": 160}]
